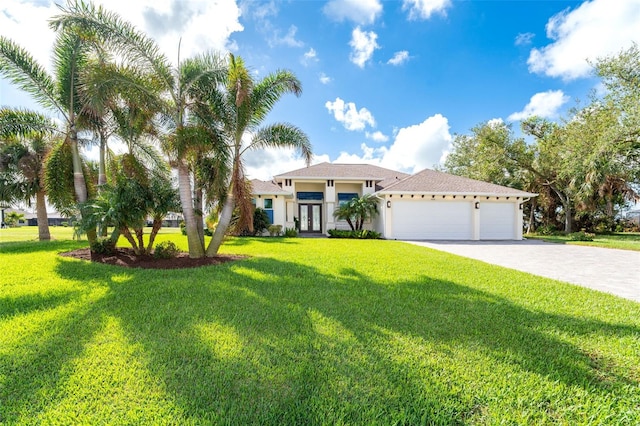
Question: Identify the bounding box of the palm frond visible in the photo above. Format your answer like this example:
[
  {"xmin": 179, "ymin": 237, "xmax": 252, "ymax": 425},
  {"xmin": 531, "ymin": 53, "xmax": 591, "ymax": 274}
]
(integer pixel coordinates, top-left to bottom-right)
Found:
[
  {"xmin": 247, "ymin": 122, "xmax": 312, "ymax": 165},
  {"xmin": 248, "ymin": 70, "xmax": 302, "ymax": 125},
  {"xmin": 0, "ymin": 108, "xmax": 58, "ymax": 139},
  {"xmin": 0, "ymin": 36, "xmax": 61, "ymax": 114}
]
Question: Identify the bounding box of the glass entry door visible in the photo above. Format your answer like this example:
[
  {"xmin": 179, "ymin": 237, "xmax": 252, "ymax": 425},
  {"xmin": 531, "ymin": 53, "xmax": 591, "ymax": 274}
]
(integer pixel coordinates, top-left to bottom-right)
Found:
[{"xmin": 299, "ymin": 204, "xmax": 322, "ymax": 232}]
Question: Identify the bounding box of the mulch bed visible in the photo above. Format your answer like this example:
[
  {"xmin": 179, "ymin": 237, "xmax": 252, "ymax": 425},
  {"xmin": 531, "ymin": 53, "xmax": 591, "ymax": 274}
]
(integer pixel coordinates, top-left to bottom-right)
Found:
[{"xmin": 59, "ymin": 247, "xmax": 246, "ymax": 269}]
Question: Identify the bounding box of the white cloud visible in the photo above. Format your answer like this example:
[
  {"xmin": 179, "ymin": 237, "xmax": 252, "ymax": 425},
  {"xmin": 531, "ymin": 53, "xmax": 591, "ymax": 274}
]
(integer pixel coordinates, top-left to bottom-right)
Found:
[
  {"xmin": 387, "ymin": 50, "xmax": 410, "ymax": 66},
  {"xmin": 527, "ymin": 0, "xmax": 640, "ymax": 80},
  {"xmin": 301, "ymin": 48, "xmax": 319, "ymax": 66},
  {"xmin": 0, "ymin": 0, "xmax": 243, "ymax": 73},
  {"xmin": 515, "ymin": 32, "xmax": 535, "ymax": 46},
  {"xmin": 271, "ymin": 24, "xmax": 304, "ymax": 48},
  {"xmin": 323, "ymin": 0, "xmax": 383, "ymax": 25},
  {"xmin": 402, "ymin": 0, "xmax": 451, "ymax": 20},
  {"xmin": 319, "ymin": 72, "xmax": 332, "ymax": 84},
  {"xmin": 508, "ymin": 90, "xmax": 570, "ymax": 121},
  {"xmin": 487, "ymin": 118, "xmax": 505, "ymax": 127},
  {"xmin": 349, "ymin": 27, "xmax": 379, "ymax": 68},
  {"xmin": 325, "ymin": 97, "xmax": 376, "ymax": 131},
  {"xmin": 244, "ymin": 147, "xmax": 330, "ymax": 180},
  {"xmin": 365, "ymin": 131, "xmax": 389, "ymax": 142},
  {"xmin": 335, "ymin": 114, "xmax": 453, "ymax": 173}
]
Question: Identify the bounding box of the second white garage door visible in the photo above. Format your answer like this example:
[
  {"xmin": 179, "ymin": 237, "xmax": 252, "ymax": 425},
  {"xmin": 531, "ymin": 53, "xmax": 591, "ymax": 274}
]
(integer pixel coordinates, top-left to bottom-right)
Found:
[
  {"xmin": 391, "ymin": 200, "xmax": 472, "ymax": 240},
  {"xmin": 479, "ymin": 202, "xmax": 515, "ymax": 240}
]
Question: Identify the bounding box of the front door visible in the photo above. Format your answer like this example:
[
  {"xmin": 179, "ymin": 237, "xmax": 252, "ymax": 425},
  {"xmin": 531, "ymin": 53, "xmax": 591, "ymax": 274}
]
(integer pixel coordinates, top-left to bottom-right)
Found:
[{"xmin": 299, "ymin": 204, "xmax": 322, "ymax": 233}]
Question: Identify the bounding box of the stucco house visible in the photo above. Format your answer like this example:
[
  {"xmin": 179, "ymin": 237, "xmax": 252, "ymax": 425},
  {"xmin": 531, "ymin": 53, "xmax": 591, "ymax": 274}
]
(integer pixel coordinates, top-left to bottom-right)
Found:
[{"xmin": 250, "ymin": 162, "xmax": 537, "ymax": 240}]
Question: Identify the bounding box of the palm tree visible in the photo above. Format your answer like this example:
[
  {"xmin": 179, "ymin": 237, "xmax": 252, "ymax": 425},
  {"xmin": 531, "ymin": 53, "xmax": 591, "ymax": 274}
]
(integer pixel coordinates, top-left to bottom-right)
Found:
[
  {"xmin": 333, "ymin": 194, "xmax": 379, "ymax": 231},
  {"xmin": 51, "ymin": 1, "xmax": 227, "ymax": 258},
  {"xmin": 0, "ymin": 27, "xmax": 98, "ymax": 243},
  {"xmin": 195, "ymin": 54, "xmax": 313, "ymax": 256},
  {"xmin": 0, "ymin": 108, "xmax": 58, "ymax": 240}
]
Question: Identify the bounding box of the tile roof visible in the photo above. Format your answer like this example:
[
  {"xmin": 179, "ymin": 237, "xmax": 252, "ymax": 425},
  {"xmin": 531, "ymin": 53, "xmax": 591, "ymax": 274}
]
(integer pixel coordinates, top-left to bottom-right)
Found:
[
  {"xmin": 378, "ymin": 168, "xmax": 537, "ymax": 196},
  {"xmin": 275, "ymin": 162, "xmax": 410, "ymax": 183},
  {"xmin": 249, "ymin": 179, "xmax": 290, "ymax": 195}
]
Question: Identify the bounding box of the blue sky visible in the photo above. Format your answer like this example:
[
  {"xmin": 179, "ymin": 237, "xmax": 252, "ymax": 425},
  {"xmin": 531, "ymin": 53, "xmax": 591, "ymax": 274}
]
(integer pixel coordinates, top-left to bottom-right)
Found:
[{"xmin": 1, "ymin": 0, "xmax": 639, "ymax": 180}]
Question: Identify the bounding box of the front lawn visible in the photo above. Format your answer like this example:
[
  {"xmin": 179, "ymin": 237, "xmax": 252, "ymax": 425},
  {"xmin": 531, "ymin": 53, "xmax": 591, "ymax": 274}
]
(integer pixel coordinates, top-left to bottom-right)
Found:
[
  {"xmin": 1, "ymin": 228, "xmax": 639, "ymax": 424},
  {"xmin": 526, "ymin": 232, "xmax": 640, "ymax": 251}
]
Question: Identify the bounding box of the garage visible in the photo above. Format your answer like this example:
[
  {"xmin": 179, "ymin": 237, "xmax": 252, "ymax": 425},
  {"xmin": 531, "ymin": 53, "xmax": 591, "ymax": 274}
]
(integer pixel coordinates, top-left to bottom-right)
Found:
[
  {"xmin": 391, "ymin": 200, "xmax": 473, "ymax": 240},
  {"xmin": 479, "ymin": 202, "xmax": 516, "ymax": 240}
]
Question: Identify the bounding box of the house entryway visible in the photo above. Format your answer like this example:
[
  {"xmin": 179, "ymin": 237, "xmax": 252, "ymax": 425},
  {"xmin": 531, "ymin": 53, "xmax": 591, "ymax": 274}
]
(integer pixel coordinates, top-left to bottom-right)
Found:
[{"xmin": 299, "ymin": 204, "xmax": 322, "ymax": 233}]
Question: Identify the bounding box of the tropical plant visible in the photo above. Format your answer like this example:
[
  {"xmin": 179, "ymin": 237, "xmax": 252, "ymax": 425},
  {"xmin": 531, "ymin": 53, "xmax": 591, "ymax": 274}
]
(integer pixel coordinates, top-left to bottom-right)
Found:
[
  {"xmin": 193, "ymin": 54, "xmax": 313, "ymax": 256},
  {"xmin": 0, "ymin": 108, "xmax": 58, "ymax": 240},
  {"xmin": 4, "ymin": 211, "xmax": 25, "ymax": 227},
  {"xmin": 333, "ymin": 194, "xmax": 379, "ymax": 231},
  {"xmin": 0, "ymin": 25, "xmax": 98, "ymax": 243},
  {"xmin": 51, "ymin": 1, "xmax": 227, "ymax": 258}
]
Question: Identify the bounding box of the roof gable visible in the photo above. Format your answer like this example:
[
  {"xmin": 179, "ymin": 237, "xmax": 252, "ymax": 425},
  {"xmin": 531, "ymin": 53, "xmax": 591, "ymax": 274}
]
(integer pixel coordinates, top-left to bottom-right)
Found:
[
  {"xmin": 249, "ymin": 179, "xmax": 290, "ymax": 195},
  {"xmin": 378, "ymin": 168, "xmax": 537, "ymax": 196},
  {"xmin": 275, "ymin": 162, "xmax": 409, "ymax": 183}
]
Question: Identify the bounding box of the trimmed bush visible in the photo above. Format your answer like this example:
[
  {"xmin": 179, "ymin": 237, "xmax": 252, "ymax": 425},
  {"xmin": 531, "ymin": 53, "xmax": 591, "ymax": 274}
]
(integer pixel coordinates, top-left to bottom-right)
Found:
[
  {"xmin": 328, "ymin": 229, "xmax": 381, "ymax": 239},
  {"xmin": 90, "ymin": 237, "xmax": 116, "ymax": 255},
  {"xmin": 284, "ymin": 227, "xmax": 298, "ymax": 237},
  {"xmin": 154, "ymin": 241, "xmax": 181, "ymax": 259},
  {"xmin": 268, "ymin": 224, "xmax": 283, "ymax": 236}
]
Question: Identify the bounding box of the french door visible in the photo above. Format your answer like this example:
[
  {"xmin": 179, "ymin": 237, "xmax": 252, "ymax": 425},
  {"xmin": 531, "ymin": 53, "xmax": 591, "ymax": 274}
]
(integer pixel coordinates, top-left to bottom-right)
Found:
[{"xmin": 299, "ymin": 204, "xmax": 322, "ymax": 232}]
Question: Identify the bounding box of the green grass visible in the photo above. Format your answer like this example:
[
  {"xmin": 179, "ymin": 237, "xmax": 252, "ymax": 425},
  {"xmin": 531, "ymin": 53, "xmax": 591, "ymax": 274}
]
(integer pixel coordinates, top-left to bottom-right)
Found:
[
  {"xmin": 526, "ymin": 232, "xmax": 640, "ymax": 251},
  {"xmin": 1, "ymin": 227, "xmax": 639, "ymax": 425}
]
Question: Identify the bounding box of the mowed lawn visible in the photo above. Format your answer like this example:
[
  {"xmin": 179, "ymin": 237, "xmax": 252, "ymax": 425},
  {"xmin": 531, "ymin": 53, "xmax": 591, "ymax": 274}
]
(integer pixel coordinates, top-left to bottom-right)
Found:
[
  {"xmin": 527, "ymin": 232, "xmax": 640, "ymax": 251},
  {"xmin": 1, "ymin": 228, "xmax": 639, "ymax": 425}
]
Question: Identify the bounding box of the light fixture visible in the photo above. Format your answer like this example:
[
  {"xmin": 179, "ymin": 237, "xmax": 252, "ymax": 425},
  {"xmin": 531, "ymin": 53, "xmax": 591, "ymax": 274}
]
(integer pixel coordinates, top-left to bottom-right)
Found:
[
  {"xmin": 519, "ymin": 204, "xmax": 523, "ymax": 210},
  {"xmin": 386, "ymin": 201, "xmax": 391, "ymax": 208},
  {"xmin": 475, "ymin": 202, "xmax": 480, "ymax": 209}
]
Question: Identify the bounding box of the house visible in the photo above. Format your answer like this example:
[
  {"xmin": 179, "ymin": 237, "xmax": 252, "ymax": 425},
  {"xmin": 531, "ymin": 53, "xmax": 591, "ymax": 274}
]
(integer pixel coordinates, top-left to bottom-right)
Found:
[{"xmin": 250, "ymin": 162, "xmax": 537, "ymax": 240}]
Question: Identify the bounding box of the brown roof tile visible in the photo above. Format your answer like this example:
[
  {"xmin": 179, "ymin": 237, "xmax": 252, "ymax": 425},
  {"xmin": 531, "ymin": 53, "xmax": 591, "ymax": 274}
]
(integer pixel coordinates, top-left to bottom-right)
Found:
[
  {"xmin": 378, "ymin": 168, "xmax": 537, "ymax": 196},
  {"xmin": 275, "ymin": 162, "xmax": 410, "ymax": 182}
]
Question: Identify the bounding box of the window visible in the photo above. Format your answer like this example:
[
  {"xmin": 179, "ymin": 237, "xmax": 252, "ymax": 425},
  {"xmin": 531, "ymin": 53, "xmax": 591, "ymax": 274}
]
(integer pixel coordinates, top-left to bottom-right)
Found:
[
  {"xmin": 251, "ymin": 198, "xmax": 256, "ymax": 206},
  {"xmin": 264, "ymin": 198, "xmax": 274, "ymax": 223},
  {"xmin": 297, "ymin": 192, "xmax": 323, "ymax": 201},
  {"xmin": 338, "ymin": 193, "xmax": 358, "ymax": 207}
]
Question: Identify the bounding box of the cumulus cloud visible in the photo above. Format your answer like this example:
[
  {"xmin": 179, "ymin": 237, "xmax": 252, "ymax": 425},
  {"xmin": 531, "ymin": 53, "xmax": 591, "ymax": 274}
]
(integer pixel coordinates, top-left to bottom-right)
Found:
[
  {"xmin": 270, "ymin": 24, "xmax": 304, "ymax": 48},
  {"xmin": 508, "ymin": 90, "xmax": 570, "ymax": 121},
  {"xmin": 244, "ymin": 147, "xmax": 330, "ymax": 180},
  {"xmin": 319, "ymin": 72, "xmax": 332, "ymax": 84},
  {"xmin": 325, "ymin": 97, "xmax": 376, "ymax": 131},
  {"xmin": 323, "ymin": 0, "xmax": 383, "ymax": 25},
  {"xmin": 528, "ymin": 0, "xmax": 640, "ymax": 80},
  {"xmin": 349, "ymin": 27, "xmax": 379, "ymax": 68},
  {"xmin": 365, "ymin": 131, "xmax": 389, "ymax": 142},
  {"xmin": 402, "ymin": 0, "xmax": 451, "ymax": 20},
  {"xmin": 515, "ymin": 32, "xmax": 535, "ymax": 46},
  {"xmin": 301, "ymin": 48, "xmax": 319, "ymax": 66},
  {"xmin": 387, "ymin": 50, "xmax": 410, "ymax": 66},
  {"xmin": 335, "ymin": 114, "xmax": 453, "ymax": 173}
]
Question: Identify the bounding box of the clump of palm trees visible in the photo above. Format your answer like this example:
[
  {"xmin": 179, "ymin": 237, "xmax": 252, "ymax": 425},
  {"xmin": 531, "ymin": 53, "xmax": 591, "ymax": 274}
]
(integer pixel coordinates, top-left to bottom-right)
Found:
[{"xmin": 0, "ymin": 1, "xmax": 312, "ymax": 257}]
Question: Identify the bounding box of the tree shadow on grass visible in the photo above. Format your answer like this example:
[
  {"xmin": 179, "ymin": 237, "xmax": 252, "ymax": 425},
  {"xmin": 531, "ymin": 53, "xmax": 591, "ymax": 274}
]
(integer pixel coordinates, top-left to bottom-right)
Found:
[{"xmin": 37, "ymin": 253, "xmax": 640, "ymax": 424}]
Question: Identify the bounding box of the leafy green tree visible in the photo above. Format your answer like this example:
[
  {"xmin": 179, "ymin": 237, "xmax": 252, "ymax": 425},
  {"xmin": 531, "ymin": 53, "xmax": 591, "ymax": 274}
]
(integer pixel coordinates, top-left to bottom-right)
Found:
[
  {"xmin": 198, "ymin": 54, "xmax": 313, "ymax": 256},
  {"xmin": 0, "ymin": 108, "xmax": 58, "ymax": 240},
  {"xmin": 333, "ymin": 194, "xmax": 379, "ymax": 231},
  {"xmin": 4, "ymin": 211, "xmax": 25, "ymax": 227}
]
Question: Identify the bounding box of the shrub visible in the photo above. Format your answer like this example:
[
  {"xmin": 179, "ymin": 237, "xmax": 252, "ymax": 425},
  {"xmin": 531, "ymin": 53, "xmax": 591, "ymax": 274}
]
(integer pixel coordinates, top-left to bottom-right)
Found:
[
  {"xmin": 284, "ymin": 227, "xmax": 298, "ymax": 237},
  {"xmin": 253, "ymin": 208, "xmax": 270, "ymax": 236},
  {"xmin": 568, "ymin": 231, "xmax": 595, "ymax": 241},
  {"xmin": 536, "ymin": 225, "xmax": 560, "ymax": 236},
  {"xmin": 328, "ymin": 229, "xmax": 381, "ymax": 239},
  {"xmin": 90, "ymin": 237, "xmax": 116, "ymax": 255},
  {"xmin": 154, "ymin": 241, "xmax": 181, "ymax": 259},
  {"xmin": 268, "ymin": 224, "xmax": 283, "ymax": 236}
]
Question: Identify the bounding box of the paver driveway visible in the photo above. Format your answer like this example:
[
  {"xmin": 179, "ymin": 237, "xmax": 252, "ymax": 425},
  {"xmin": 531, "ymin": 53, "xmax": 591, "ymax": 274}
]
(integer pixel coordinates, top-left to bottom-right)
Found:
[{"xmin": 405, "ymin": 240, "xmax": 640, "ymax": 303}]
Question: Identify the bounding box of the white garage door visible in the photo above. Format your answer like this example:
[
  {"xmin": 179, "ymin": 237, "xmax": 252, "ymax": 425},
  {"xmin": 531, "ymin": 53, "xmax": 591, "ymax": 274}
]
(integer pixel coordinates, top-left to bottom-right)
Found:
[
  {"xmin": 479, "ymin": 203, "xmax": 515, "ymax": 240},
  {"xmin": 392, "ymin": 201, "xmax": 472, "ymax": 240}
]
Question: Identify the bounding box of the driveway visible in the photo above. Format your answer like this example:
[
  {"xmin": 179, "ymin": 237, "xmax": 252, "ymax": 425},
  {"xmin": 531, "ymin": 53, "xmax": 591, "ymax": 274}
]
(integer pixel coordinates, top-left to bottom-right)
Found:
[{"xmin": 404, "ymin": 240, "xmax": 640, "ymax": 303}]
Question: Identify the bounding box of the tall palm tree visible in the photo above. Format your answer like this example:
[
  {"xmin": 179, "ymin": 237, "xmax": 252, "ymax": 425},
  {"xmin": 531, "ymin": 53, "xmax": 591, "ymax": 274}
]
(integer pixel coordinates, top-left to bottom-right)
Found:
[
  {"xmin": 196, "ymin": 54, "xmax": 313, "ymax": 256},
  {"xmin": 51, "ymin": 1, "xmax": 227, "ymax": 258},
  {"xmin": 0, "ymin": 27, "xmax": 98, "ymax": 243},
  {"xmin": 0, "ymin": 108, "xmax": 58, "ymax": 240}
]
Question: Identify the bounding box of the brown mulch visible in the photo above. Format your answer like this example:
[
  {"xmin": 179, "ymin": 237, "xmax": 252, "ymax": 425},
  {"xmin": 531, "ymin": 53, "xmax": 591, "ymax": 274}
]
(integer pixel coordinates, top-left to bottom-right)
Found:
[{"xmin": 59, "ymin": 247, "xmax": 246, "ymax": 269}]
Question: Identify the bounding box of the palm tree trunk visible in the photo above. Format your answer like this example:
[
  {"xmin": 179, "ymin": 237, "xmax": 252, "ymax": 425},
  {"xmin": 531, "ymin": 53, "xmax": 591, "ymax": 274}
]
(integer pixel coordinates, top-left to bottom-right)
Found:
[
  {"xmin": 35, "ymin": 189, "xmax": 50, "ymax": 241},
  {"xmin": 178, "ymin": 161, "xmax": 205, "ymax": 258},
  {"xmin": 206, "ymin": 192, "xmax": 234, "ymax": 257},
  {"xmin": 146, "ymin": 218, "xmax": 163, "ymax": 253},
  {"xmin": 194, "ymin": 184, "xmax": 205, "ymax": 245},
  {"xmin": 120, "ymin": 227, "xmax": 140, "ymax": 255},
  {"xmin": 98, "ymin": 133, "xmax": 107, "ymax": 186},
  {"xmin": 69, "ymin": 130, "xmax": 97, "ymax": 244}
]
